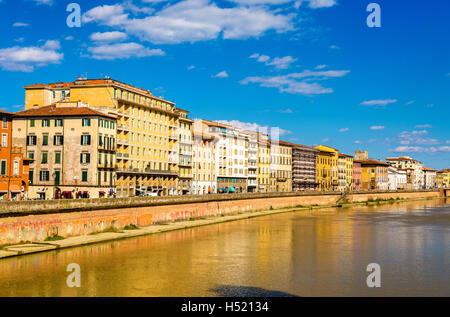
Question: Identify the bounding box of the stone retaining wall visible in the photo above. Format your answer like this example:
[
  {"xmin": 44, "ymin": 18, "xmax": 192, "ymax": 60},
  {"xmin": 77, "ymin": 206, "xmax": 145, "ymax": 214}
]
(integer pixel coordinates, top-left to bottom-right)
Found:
[{"xmin": 0, "ymin": 190, "xmax": 440, "ymax": 245}]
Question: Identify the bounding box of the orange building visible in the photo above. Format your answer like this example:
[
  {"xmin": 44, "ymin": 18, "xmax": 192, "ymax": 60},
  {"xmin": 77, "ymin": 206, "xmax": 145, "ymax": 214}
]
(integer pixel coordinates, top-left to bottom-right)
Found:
[{"xmin": 0, "ymin": 110, "xmax": 30, "ymax": 200}]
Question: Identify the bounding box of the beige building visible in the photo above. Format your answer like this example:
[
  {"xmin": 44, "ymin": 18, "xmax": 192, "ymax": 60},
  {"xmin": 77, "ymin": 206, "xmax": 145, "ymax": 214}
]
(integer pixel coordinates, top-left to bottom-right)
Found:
[
  {"xmin": 198, "ymin": 120, "xmax": 249, "ymax": 193},
  {"xmin": 245, "ymin": 130, "xmax": 259, "ymax": 192},
  {"xmin": 12, "ymin": 103, "xmax": 117, "ymax": 200},
  {"xmin": 24, "ymin": 78, "xmax": 180, "ymax": 197},
  {"xmin": 176, "ymin": 108, "xmax": 193, "ymax": 195},
  {"xmin": 192, "ymin": 120, "xmax": 217, "ymax": 194},
  {"xmin": 270, "ymin": 141, "xmax": 292, "ymax": 192}
]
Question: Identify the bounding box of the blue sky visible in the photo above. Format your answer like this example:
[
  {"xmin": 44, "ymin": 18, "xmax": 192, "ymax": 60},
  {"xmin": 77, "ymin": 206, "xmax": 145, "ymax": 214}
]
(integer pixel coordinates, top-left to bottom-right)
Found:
[{"xmin": 0, "ymin": 0, "xmax": 449, "ymax": 169}]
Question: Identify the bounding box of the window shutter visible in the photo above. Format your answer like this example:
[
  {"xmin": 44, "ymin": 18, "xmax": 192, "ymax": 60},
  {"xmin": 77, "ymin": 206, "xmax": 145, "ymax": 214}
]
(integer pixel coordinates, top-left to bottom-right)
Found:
[
  {"xmin": 26, "ymin": 136, "xmax": 29, "ymax": 146},
  {"xmin": 53, "ymin": 135, "xmax": 56, "ymax": 145},
  {"xmin": 80, "ymin": 154, "xmax": 83, "ymax": 164},
  {"xmin": 88, "ymin": 135, "xmax": 91, "ymax": 145}
]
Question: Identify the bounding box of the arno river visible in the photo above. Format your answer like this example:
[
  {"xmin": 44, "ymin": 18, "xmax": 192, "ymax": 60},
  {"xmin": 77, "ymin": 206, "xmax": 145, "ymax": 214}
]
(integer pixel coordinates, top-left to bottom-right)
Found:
[{"xmin": 0, "ymin": 198, "xmax": 449, "ymax": 297}]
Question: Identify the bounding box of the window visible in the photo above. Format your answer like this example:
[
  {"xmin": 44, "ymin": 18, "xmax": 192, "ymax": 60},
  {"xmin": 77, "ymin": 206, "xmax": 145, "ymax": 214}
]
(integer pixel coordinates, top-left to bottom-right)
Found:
[
  {"xmin": 80, "ymin": 153, "xmax": 90, "ymax": 164},
  {"xmin": 29, "ymin": 170, "xmax": 34, "ymax": 184},
  {"xmin": 42, "ymin": 119, "xmax": 50, "ymax": 127},
  {"xmin": 42, "ymin": 135, "xmax": 48, "ymax": 146},
  {"xmin": 82, "ymin": 118, "xmax": 91, "ymax": 127},
  {"xmin": 28, "ymin": 152, "xmax": 34, "ymax": 159},
  {"xmin": 41, "ymin": 152, "xmax": 48, "ymax": 164},
  {"xmin": 1, "ymin": 133, "xmax": 7, "ymax": 147},
  {"xmin": 54, "ymin": 135, "xmax": 64, "ymax": 146},
  {"xmin": 55, "ymin": 119, "xmax": 63, "ymax": 127},
  {"xmin": 40, "ymin": 170, "xmax": 50, "ymax": 181},
  {"xmin": 13, "ymin": 160, "xmax": 19, "ymax": 176},
  {"xmin": 0, "ymin": 160, "xmax": 6, "ymax": 175},
  {"xmin": 2, "ymin": 117, "xmax": 7, "ymax": 129},
  {"xmin": 81, "ymin": 134, "xmax": 91, "ymax": 145},
  {"xmin": 82, "ymin": 170, "xmax": 88, "ymax": 182},
  {"xmin": 55, "ymin": 152, "xmax": 61, "ymax": 164},
  {"xmin": 30, "ymin": 120, "xmax": 35, "ymax": 127},
  {"xmin": 26, "ymin": 135, "xmax": 37, "ymax": 146}
]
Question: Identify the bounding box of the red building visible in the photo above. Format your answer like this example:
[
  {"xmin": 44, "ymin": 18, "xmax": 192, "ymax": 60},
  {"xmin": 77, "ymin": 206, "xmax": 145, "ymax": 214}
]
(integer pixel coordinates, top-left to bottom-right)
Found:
[
  {"xmin": 353, "ymin": 160, "xmax": 362, "ymax": 191},
  {"xmin": 0, "ymin": 110, "xmax": 30, "ymax": 200}
]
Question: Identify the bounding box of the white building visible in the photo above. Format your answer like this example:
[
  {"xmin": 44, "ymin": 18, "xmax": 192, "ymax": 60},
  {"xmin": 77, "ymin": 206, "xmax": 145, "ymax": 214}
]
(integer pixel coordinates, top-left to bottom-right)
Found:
[
  {"xmin": 196, "ymin": 120, "xmax": 249, "ymax": 193},
  {"xmin": 386, "ymin": 156, "xmax": 424, "ymax": 189},
  {"xmin": 423, "ymin": 167, "xmax": 437, "ymax": 189},
  {"xmin": 388, "ymin": 166, "xmax": 407, "ymax": 190}
]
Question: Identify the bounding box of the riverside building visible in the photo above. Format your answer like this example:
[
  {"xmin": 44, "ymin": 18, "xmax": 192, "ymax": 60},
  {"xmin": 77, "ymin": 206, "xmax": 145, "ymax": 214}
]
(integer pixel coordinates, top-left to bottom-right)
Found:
[
  {"xmin": 0, "ymin": 110, "xmax": 30, "ymax": 200},
  {"xmin": 24, "ymin": 78, "xmax": 180, "ymax": 197},
  {"xmin": 12, "ymin": 103, "xmax": 116, "ymax": 200}
]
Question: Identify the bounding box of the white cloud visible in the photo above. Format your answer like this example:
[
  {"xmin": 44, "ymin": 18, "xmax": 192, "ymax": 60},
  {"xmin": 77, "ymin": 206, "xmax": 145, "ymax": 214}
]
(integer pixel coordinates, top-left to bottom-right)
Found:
[
  {"xmin": 414, "ymin": 124, "xmax": 432, "ymax": 128},
  {"xmin": 315, "ymin": 64, "xmax": 326, "ymax": 69},
  {"xmin": 405, "ymin": 100, "xmax": 415, "ymax": 105},
  {"xmin": 339, "ymin": 127, "xmax": 349, "ymax": 132},
  {"xmin": 32, "ymin": 0, "xmax": 54, "ymax": 5},
  {"xmin": 187, "ymin": 65, "xmax": 195, "ymax": 70},
  {"xmin": 0, "ymin": 40, "xmax": 63, "ymax": 72},
  {"xmin": 213, "ymin": 70, "xmax": 229, "ymax": 78},
  {"xmin": 87, "ymin": 42, "xmax": 165, "ymax": 60},
  {"xmin": 307, "ymin": 0, "xmax": 336, "ymax": 8},
  {"xmin": 397, "ymin": 130, "xmax": 440, "ymax": 146},
  {"xmin": 64, "ymin": 36, "xmax": 75, "ymax": 41},
  {"xmin": 90, "ymin": 31, "xmax": 128, "ymax": 42},
  {"xmin": 370, "ymin": 125, "xmax": 384, "ymax": 130},
  {"xmin": 329, "ymin": 44, "xmax": 339, "ymax": 49},
  {"xmin": 216, "ymin": 119, "xmax": 292, "ymax": 136},
  {"xmin": 82, "ymin": 1, "xmax": 295, "ymax": 45},
  {"xmin": 250, "ymin": 53, "xmax": 297, "ymax": 69},
  {"xmin": 354, "ymin": 140, "xmax": 363, "ymax": 144},
  {"xmin": 240, "ymin": 69, "xmax": 349, "ymax": 95},
  {"xmin": 360, "ymin": 99, "xmax": 397, "ymax": 107},
  {"xmin": 13, "ymin": 22, "xmax": 29, "ymax": 27}
]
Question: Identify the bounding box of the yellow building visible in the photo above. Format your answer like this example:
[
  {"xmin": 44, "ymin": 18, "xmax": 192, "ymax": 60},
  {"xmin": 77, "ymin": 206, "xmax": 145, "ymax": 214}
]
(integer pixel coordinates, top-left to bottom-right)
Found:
[
  {"xmin": 314, "ymin": 145, "xmax": 339, "ymax": 191},
  {"xmin": 175, "ymin": 108, "xmax": 193, "ymax": 195},
  {"xmin": 338, "ymin": 153, "xmax": 353, "ymax": 191},
  {"xmin": 257, "ymin": 133, "xmax": 270, "ymax": 193},
  {"xmin": 437, "ymin": 169, "xmax": 450, "ymax": 188},
  {"xmin": 24, "ymin": 78, "xmax": 180, "ymax": 197}
]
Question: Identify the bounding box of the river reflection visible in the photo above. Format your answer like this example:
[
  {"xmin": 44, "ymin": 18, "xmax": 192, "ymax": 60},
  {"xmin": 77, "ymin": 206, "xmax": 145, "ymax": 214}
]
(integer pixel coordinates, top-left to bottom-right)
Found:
[{"xmin": 0, "ymin": 198, "xmax": 449, "ymax": 297}]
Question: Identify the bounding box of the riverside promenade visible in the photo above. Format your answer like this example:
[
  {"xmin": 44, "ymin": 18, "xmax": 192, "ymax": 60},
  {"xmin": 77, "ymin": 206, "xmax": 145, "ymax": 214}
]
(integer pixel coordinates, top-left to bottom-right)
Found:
[{"xmin": 0, "ymin": 190, "xmax": 444, "ymax": 258}]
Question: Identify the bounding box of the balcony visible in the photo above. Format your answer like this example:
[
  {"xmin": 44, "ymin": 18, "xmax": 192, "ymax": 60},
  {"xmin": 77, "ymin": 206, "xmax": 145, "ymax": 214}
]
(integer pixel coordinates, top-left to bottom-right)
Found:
[
  {"xmin": 116, "ymin": 153, "xmax": 130, "ymax": 160},
  {"xmin": 169, "ymin": 133, "xmax": 178, "ymax": 140},
  {"xmin": 117, "ymin": 124, "xmax": 130, "ymax": 131},
  {"xmin": 117, "ymin": 139, "xmax": 129, "ymax": 146}
]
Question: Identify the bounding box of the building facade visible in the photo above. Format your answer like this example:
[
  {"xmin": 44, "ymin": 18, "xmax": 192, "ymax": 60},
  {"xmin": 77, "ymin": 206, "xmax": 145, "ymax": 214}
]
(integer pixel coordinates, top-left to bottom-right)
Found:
[
  {"xmin": 176, "ymin": 108, "xmax": 193, "ymax": 195},
  {"xmin": 270, "ymin": 141, "xmax": 292, "ymax": 192},
  {"xmin": 423, "ymin": 167, "xmax": 437, "ymax": 189},
  {"xmin": 314, "ymin": 145, "xmax": 339, "ymax": 191},
  {"xmin": 353, "ymin": 160, "xmax": 362, "ymax": 191},
  {"xmin": 0, "ymin": 110, "xmax": 30, "ymax": 200},
  {"xmin": 386, "ymin": 156, "xmax": 424, "ymax": 189},
  {"xmin": 12, "ymin": 104, "xmax": 116, "ymax": 200},
  {"xmin": 338, "ymin": 153, "xmax": 353, "ymax": 191},
  {"xmin": 24, "ymin": 78, "xmax": 180, "ymax": 197},
  {"xmin": 359, "ymin": 159, "xmax": 389, "ymax": 191}
]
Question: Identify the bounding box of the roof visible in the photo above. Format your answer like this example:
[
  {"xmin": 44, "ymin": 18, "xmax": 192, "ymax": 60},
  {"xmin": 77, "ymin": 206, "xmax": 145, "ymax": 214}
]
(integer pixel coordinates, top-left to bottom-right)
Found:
[
  {"xmin": 24, "ymin": 78, "xmax": 176, "ymax": 105},
  {"xmin": 437, "ymin": 169, "xmax": 450, "ymax": 173},
  {"xmin": 423, "ymin": 167, "xmax": 437, "ymax": 172},
  {"xmin": 358, "ymin": 159, "xmax": 390, "ymax": 166},
  {"xmin": 175, "ymin": 107, "xmax": 189, "ymax": 113},
  {"xmin": 0, "ymin": 110, "xmax": 12, "ymax": 115},
  {"xmin": 278, "ymin": 140, "xmax": 317, "ymax": 151},
  {"xmin": 13, "ymin": 105, "xmax": 117, "ymax": 119},
  {"xmin": 314, "ymin": 145, "xmax": 339, "ymax": 153},
  {"xmin": 386, "ymin": 156, "xmax": 416, "ymax": 161},
  {"xmin": 193, "ymin": 132, "xmax": 215, "ymax": 140},
  {"xmin": 338, "ymin": 153, "xmax": 353, "ymax": 158}
]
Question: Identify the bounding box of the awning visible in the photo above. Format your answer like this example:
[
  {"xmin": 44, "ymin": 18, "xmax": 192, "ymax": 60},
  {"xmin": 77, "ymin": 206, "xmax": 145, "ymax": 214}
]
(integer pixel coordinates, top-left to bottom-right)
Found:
[
  {"xmin": 228, "ymin": 186, "xmax": 236, "ymax": 192},
  {"xmin": 99, "ymin": 191, "xmax": 106, "ymax": 194}
]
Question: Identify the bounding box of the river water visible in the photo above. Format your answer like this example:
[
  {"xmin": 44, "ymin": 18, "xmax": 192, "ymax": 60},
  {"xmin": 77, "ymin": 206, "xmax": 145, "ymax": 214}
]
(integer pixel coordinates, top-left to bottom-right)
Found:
[{"xmin": 0, "ymin": 198, "xmax": 449, "ymax": 297}]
